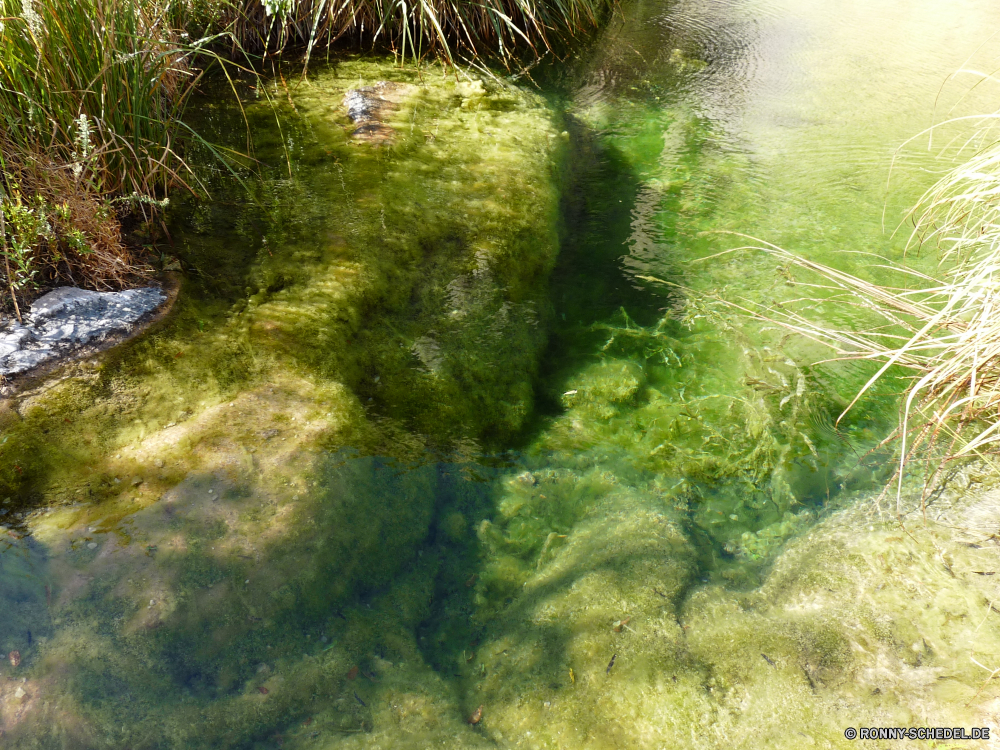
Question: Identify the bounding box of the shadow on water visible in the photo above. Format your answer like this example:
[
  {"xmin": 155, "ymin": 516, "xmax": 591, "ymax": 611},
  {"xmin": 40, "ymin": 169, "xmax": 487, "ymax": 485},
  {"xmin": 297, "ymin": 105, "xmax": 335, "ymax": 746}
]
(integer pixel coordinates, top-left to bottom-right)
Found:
[
  {"xmin": 409, "ymin": 105, "xmax": 888, "ymax": 701},
  {"xmin": 530, "ymin": 114, "xmax": 670, "ymax": 421},
  {"xmin": 0, "ymin": 0, "xmax": 990, "ymax": 743},
  {"xmin": 0, "ymin": 57, "xmax": 578, "ymax": 747}
]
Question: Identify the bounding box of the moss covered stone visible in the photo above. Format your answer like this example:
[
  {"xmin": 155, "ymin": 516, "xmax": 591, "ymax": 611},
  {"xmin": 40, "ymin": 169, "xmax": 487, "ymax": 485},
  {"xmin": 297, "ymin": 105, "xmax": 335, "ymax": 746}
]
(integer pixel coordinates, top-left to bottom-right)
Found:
[{"xmin": 0, "ymin": 58, "xmax": 565, "ymax": 748}]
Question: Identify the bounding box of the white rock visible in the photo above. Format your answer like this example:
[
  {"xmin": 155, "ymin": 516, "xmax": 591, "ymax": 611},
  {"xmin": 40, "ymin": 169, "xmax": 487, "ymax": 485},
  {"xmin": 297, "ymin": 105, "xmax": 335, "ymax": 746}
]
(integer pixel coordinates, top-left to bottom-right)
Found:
[{"xmin": 0, "ymin": 286, "xmax": 165, "ymax": 377}]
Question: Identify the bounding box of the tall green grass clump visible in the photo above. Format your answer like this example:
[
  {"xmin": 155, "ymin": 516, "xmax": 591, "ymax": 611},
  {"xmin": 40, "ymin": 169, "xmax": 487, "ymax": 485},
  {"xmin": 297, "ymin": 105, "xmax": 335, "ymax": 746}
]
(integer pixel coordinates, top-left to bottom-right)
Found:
[{"xmin": 0, "ymin": 0, "xmax": 203, "ymax": 310}]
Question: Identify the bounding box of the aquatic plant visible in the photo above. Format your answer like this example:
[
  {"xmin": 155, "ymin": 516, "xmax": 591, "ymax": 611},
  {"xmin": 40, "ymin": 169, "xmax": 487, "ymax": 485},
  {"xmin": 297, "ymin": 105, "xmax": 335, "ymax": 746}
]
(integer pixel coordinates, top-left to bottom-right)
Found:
[
  {"xmin": 0, "ymin": 64, "xmax": 573, "ymax": 746},
  {"xmin": 708, "ymin": 131, "xmax": 1000, "ymax": 512},
  {"xmin": 201, "ymin": 62, "xmax": 566, "ymax": 444},
  {"xmin": 0, "ymin": 0, "xmax": 608, "ymax": 313},
  {"xmin": 0, "ymin": 0, "xmax": 238, "ymax": 306}
]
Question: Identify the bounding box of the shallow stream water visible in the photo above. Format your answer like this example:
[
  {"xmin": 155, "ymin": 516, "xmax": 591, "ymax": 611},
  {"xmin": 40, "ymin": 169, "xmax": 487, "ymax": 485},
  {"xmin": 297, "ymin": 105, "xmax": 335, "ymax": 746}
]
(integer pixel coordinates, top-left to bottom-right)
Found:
[{"xmin": 3, "ymin": 0, "xmax": 1000, "ymax": 747}]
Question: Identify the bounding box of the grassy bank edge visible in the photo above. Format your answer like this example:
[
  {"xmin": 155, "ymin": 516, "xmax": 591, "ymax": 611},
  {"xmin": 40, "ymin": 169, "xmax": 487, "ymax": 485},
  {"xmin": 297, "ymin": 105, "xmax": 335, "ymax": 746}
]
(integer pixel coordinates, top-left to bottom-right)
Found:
[{"xmin": 0, "ymin": 0, "xmax": 613, "ymax": 316}]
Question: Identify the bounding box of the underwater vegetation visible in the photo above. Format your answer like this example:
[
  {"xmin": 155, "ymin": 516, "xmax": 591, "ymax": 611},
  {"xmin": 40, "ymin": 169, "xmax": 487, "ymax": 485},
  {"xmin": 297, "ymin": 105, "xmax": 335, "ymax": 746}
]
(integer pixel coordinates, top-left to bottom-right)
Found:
[
  {"xmin": 3, "ymin": 1, "xmax": 1000, "ymax": 746},
  {"xmin": 435, "ymin": 464, "xmax": 1000, "ymax": 750},
  {"xmin": 716, "ymin": 125, "xmax": 1000, "ymax": 512},
  {"xmin": 0, "ymin": 56, "xmax": 564, "ymax": 505}
]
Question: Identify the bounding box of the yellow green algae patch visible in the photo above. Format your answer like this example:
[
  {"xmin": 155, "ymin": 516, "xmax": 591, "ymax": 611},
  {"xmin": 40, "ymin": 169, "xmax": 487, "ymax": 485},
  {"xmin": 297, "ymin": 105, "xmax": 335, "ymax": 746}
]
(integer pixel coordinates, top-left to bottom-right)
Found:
[
  {"xmin": 451, "ymin": 469, "xmax": 1000, "ymax": 749},
  {"xmin": 0, "ymin": 58, "xmax": 564, "ymax": 748},
  {"xmin": 407, "ymin": 280, "xmax": 996, "ymax": 749},
  {"xmin": 0, "ymin": 55, "xmax": 565, "ymax": 512},
  {"xmin": 529, "ymin": 307, "xmax": 868, "ymax": 571},
  {"xmin": 235, "ymin": 58, "xmax": 565, "ymax": 444}
]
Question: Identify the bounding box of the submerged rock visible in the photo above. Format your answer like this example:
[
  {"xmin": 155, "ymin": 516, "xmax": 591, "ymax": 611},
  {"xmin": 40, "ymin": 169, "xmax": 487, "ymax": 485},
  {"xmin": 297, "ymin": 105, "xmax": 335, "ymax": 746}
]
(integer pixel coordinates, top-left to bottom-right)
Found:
[
  {"xmin": 0, "ymin": 286, "xmax": 166, "ymax": 378},
  {"xmin": 0, "ymin": 59, "xmax": 563, "ymax": 748},
  {"xmin": 343, "ymin": 81, "xmax": 417, "ymax": 143},
  {"xmin": 245, "ymin": 65, "xmax": 565, "ymax": 442},
  {"xmin": 454, "ymin": 470, "xmax": 1000, "ymax": 749}
]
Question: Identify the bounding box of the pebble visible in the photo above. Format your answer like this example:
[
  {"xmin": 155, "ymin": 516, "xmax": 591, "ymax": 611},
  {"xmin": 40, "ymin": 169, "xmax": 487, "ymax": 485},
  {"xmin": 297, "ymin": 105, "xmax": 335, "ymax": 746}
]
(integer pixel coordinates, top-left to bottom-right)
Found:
[
  {"xmin": 155, "ymin": 459, "xmax": 165, "ymax": 468},
  {"xmin": 87, "ymin": 542, "xmax": 98, "ymax": 550},
  {"xmin": 13, "ymin": 686, "xmax": 25, "ymax": 699},
  {"xmin": 517, "ymin": 471, "xmax": 537, "ymax": 486}
]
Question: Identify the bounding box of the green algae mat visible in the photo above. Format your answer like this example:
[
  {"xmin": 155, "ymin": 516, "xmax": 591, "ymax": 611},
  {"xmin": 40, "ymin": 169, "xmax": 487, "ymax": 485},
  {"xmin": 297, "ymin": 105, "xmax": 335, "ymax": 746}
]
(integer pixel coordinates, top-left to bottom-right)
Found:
[
  {"xmin": 4, "ymin": 1, "xmax": 1000, "ymax": 746},
  {"xmin": 0, "ymin": 59, "xmax": 567, "ymax": 747}
]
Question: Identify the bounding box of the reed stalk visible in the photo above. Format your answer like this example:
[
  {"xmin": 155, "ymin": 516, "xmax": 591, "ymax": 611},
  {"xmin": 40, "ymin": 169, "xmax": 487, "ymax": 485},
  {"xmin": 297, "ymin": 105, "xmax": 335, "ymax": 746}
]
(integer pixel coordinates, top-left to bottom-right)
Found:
[{"xmin": 707, "ymin": 114, "xmax": 1000, "ymax": 512}]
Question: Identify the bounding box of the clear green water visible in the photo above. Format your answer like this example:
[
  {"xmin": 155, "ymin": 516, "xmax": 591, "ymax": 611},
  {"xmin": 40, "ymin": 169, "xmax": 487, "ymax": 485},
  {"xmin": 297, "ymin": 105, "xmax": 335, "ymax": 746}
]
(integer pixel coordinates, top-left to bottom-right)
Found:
[{"xmin": 3, "ymin": 1, "xmax": 1000, "ymax": 747}]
